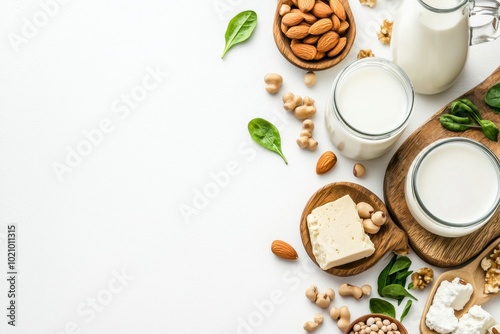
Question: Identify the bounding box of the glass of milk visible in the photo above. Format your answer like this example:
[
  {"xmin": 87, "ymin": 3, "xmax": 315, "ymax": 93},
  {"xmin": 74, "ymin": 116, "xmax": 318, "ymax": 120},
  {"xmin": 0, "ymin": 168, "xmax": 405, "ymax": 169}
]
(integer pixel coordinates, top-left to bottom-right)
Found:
[
  {"xmin": 405, "ymin": 138, "xmax": 500, "ymax": 237},
  {"xmin": 325, "ymin": 57, "xmax": 414, "ymax": 160},
  {"xmin": 391, "ymin": 0, "xmax": 500, "ymax": 95}
]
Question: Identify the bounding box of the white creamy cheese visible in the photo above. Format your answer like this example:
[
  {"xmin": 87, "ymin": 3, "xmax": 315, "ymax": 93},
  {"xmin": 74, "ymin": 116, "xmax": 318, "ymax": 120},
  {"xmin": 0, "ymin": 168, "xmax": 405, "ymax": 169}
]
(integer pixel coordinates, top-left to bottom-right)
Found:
[
  {"xmin": 425, "ymin": 303, "xmax": 459, "ymax": 334},
  {"xmin": 452, "ymin": 305, "xmax": 495, "ymax": 334},
  {"xmin": 306, "ymin": 195, "xmax": 375, "ymax": 270}
]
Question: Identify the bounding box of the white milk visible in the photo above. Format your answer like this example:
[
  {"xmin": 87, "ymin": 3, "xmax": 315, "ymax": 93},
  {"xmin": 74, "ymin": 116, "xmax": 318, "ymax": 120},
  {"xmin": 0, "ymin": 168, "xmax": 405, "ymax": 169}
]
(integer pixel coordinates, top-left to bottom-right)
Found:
[
  {"xmin": 391, "ymin": 0, "xmax": 469, "ymax": 94},
  {"xmin": 405, "ymin": 138, "xmax": 500, "ymax": 237},
  {"xmin": 325, "ymin": 58, "xmax": 413, "ymax": 160}
]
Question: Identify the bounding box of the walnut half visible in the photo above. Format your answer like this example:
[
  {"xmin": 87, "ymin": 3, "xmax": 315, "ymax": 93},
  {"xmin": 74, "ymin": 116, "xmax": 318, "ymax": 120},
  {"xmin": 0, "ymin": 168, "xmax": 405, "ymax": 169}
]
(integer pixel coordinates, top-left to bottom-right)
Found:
[
  {"xmin": 483, "ymin": 243, "xmax": 500, "ymax": 294},
  {"xmin": 411, "ymin": 267, "xmax": 434, "ymax": 289},
  {"xmin": 377, "ymin": 19, "xmax": 393, "ymax": 45}
]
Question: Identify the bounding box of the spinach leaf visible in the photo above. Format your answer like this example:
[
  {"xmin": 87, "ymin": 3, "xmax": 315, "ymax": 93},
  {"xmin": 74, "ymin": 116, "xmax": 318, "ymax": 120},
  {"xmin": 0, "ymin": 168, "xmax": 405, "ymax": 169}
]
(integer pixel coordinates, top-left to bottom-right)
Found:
[
  {"xmin": 381, "ymin": 284, "xmax": 417, "ymax": 301},
  {"xmin": 377, "ymin": 254, "xmax": 397, "ymax": 296},
  {"xmin": 389, "ymin": 256, "xmax": 411, "ymax": 275},
  {"xmin": 248, "ymin": 118, "xmax": 288, "ymax": 164},
  {"xmin": 485, "ymin": 83, "xmax": 500, "ymax": 108},
  {"xmin": 369, "ymin": 298, "xmax": 396, "ymax": 318},
  {"xmin": 400, "ymin": 300, "xmax": 412, "ymax": 322},
  {"xmin": 221, "ymin": 10, "xmax": 257, "ymax": 58}
]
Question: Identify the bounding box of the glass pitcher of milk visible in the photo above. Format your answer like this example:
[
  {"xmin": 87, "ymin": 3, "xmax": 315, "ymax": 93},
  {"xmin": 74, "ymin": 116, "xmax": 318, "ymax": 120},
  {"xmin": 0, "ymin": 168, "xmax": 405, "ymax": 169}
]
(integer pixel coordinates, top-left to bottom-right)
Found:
[{"xmin": 391, "ymin": 0, "xmax": 500, "ymax": 95}]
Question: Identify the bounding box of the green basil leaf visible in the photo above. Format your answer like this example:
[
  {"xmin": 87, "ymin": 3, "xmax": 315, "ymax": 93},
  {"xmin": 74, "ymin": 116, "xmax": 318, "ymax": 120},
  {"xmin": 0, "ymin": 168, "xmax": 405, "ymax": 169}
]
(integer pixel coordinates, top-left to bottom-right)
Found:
[
  {"xmin": 408, "ymin": 282, "xmax": 414, "ymax": 290},
  {"xmin": 389, "ymin": 256, "xmax": 412, "ymax": 275},
  {"xmin": 377, "ymin": 254, "xmax": 397, "ymax": 296},
  {"xmin": 221, "ymin": 10, "xmax": 257, "ymax": 58},
  {"xmin": 369, "ymin": 298, "xmax": 396, "ymax": 318},
  {"xmin": 400, "ymin": 300, "xmax": 412, "ymax": 322},
  {"xmin": 248, "ymin": 118, "xmax": 288, "ymax": 164},
  {"xmin": 485, "ymin": 83, "xmax": 500, "ymax": 108},
  {"xmin": 381, "ymin": 284, "xmax": 418, "ymax": 301}
]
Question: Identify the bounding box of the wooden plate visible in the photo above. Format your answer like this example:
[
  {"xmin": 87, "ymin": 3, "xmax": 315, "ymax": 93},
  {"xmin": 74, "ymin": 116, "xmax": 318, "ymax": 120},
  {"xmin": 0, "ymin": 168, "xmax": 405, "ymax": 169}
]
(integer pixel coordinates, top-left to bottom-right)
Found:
[
  {"xmin": 419, "ymin": 237, "xmax": 500, "ymax": 334},
  {"xmin": 300, "ymin": 182, "xmax": 409, "ymax": 277},
  {"xmin": 384, "ymin": 66, "xmax": 500, "ymax": 267},
  {"xmin": 272, "ymin": 0, "xmax": 356, "ymax": 71}
]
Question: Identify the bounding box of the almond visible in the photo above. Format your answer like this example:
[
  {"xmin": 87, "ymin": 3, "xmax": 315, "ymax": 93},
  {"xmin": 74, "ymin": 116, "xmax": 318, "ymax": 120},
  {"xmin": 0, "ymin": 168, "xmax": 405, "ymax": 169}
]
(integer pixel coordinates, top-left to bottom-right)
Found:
[
  {"xmin": 317, "ymin": 31, "xmax": 339, "ymax": 52},
  {"xmin": 298, "ymin": 0, "xmax": 315, "ymax": 12},
  {"xmin": 316, "ymin": 151, "xmax": 337, "ymax": 174},
  {"xmin": 301, "ymin": 11, "xmax": 318, "ymax": 24},
  {"xmin": 311, "ymin": 1, "xmax": 333, "ymax": 18},
  {"xmin": 338, "ymin": 20, "xmax": 349, "ymax": 34},
  {"xmin": 314, "ymin": 51, "xmax": 326, "ymax": 60},
  {"xmin": 271, "ymin": 240, "xmax": 298, "ymax": 260},
  {"xmin": 282, "ymin": 12, "xmax": 304, "ymax": 26},
  {"xmin": 331, "ymin": 14, "xmax": 341, "ymax": 31},
  {"xmin": 286, "ymin": 25, "xmax": 310, "ymax": 39},
  {"xmin": 327, "ymin": 36, "xmax": 346, "ymax": 57},
  {"xmin": 308, "ymin": 18, "xmax": 333, "ymax": 35},
  {"xmin": 291, "ymin": 43, "xmax": 317, "ymax": 60},
  {"xmin": 329, "ymin": 0, "xmax": 346, "ymax": 21},
  {"xmin": 281, "ymin": 21, "xmax": 289, "ymax": 34},
  {"xmin": 303, "ymin": 34, "xmax": 320, "ymax": 44}
]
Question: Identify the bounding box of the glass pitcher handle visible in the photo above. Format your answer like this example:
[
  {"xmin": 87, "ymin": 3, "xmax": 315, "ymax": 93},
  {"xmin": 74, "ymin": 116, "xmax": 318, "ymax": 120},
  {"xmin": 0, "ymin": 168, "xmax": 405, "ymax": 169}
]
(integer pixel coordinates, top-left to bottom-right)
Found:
[{"xmin": 469, "ymin": 0, "xmax": 500, "ymax": 45}]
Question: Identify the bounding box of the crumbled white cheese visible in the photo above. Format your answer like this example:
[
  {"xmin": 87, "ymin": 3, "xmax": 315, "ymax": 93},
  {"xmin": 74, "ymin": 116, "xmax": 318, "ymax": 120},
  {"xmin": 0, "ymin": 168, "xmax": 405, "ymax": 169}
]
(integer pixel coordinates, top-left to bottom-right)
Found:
[
  {"xmin": 452, "ymin": 305, "xmax": 495, "ymax": 334},
  {"xmin": 433, "ymin": 277, "xmax": 473, "ymax": 311},
  {"xmin": 306, "ymin": 195, "xmax": 375, "ymax": 270},
  {"xmin": 425, "ymin": 303, "xmax": 459, "ymax": 334}
]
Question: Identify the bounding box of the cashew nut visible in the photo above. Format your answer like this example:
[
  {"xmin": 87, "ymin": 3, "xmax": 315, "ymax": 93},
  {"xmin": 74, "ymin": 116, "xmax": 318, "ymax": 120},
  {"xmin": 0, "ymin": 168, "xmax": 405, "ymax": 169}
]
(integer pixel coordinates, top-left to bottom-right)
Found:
[
  {"xmin": 305, "ymin": 284, "xmax": 318, "ymax": 302},
  {"xmin": 356, "ymin": 202, "xmax": 374, "ymax": 219},
  {"xmin": 282, "ymin": 92, "xmax": 302, "ymax": 112},
  {"xmin": 338, "ymin": 283, "xmax": 364, "ymax": 299},
  {"xmin": 297, "ymin": 119, "xmax": 318, "ymax": 151},
  {"xmin": 362, "ymin": 218, "xmax": 380, "ymax": 234},
  {"xmin": 313, "ymin": 313, "xmax": 324, "ymax": 325},
  {"xmin": 315, "ymin": 293, "xmax": 330, "ymax": 309},
  {"xmin": 361, "ymin": 284, "xmax": 372, "ymax": 296},
  {"xmin": 304, "ymin": 71, "xmax": 317, "ymax": 87},
  {"xmin": 264, "ymin": 73, "xmax": 283, "ymax": 94},
  {"xmin": 330, "ymin": 306, "xmax": 351, "ymax": 331},
  {"xmin": 325, "ymin": 287, "xmax": 335, "ymax": 300},
  {"xmin": 294, "ymin": 96, "xmax": 316, "ymax": 120},
  {"xmin": 303, "ymin": 321, "xmax": 319, "ymax": 332},
  {"xmin": 371, "ymin": 211, "xmax": 387, "ymax": 226}
]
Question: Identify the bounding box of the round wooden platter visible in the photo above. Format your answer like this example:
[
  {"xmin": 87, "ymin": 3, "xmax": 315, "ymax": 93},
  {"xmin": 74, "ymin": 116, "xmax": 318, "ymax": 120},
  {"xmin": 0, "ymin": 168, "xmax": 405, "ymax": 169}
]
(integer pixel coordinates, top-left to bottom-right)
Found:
[
  {"xmin": 384, "ymin": 66, "xmax": 500, "ymax": 268},
  {"xmin": 419, "ymin": 237, "xmax": 500, "ymax": 334},
  {"xmin": 299, "ymin": 182, "xmax": 410, "ymax": 277}
]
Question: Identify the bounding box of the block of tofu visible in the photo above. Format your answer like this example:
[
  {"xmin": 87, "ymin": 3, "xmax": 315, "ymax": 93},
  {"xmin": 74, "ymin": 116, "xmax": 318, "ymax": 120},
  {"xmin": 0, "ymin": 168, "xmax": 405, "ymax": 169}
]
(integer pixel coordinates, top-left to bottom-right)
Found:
[{"xmin": 306, "ymin": 194, "xmax": 375, "ymax": 270}]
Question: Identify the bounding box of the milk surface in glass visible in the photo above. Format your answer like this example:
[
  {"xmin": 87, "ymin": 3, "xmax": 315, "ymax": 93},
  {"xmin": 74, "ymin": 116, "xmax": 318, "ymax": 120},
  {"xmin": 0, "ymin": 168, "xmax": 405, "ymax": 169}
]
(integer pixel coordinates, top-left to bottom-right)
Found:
[
  {"xmin": 391, "ymin": 0, "xmax": 469, "ymax": 94},
  {"xmin": 415, "ymin": 141, "xmax": 499, "ymax": 224}
]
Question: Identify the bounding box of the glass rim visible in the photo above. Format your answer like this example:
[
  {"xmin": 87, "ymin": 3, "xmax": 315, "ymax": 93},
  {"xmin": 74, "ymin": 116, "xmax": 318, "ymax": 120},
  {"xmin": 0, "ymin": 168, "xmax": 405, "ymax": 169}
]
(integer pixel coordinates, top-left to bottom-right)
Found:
[
  {"xmin": 411, "ymin": 137, "xmax": 500, "ymax": 228},
  {"xmin": 418, "ymin": 0, "xmax": 468, "ymax": 13},
  {"xmin": 331, "ymin": 57, "xmax": 414, "ymax": 140}
]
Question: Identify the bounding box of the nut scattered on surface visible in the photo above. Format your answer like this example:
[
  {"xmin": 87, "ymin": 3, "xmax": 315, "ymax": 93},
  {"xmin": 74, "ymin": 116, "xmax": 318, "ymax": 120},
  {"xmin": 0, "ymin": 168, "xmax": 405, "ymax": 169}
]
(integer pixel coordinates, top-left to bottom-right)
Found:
[
  {"xmin": 295, "ymin": 96, "xmax": 317, "ymax": 119},
  {"xmin": 411, "ymin": 267, "xmax": 434, "ymax": 289},
  {"xmin": 482, "ymin": 242, "xmax": 500, "ymax": 294},
  {"xmin": 377, "ymin": 19, "xmax": 393, "ymax": 45},
  {"xmin": 315, "ymin": 292, "xmax": 331, "ymax": 309},
  {"xmin": 359, "ymin": 0, "xmax": 376, "ymax": 7},
  {"xmin": 313, "ymin": 313, "xmax": 324, "ymax": 325},
  {"xmin": 303, "ymin": 320, "xmax": 319, "ymax": 332},
  {"xmin": 357, "ymin": 49, "xmax": 375, "ymax": 59},
  {"xmin": 304, "ymin": 71, "xmax": 317, "ymax": 87},
  {"xmin": 264, "ymin": 73, "xmax": 283, "ymax": 94},
  {"xmin": 305, "ymin": 284, "xmax": 319, "ymax": 302},
  {"xmin": 270, "ymin": 240, "xmax": 298, "ymax": 260},
  {"xmin": 353, "ymin": 162, "xmax": 366, "ymax": 177},
  {"xmin": 297, "ymin": 119, "xmax": 318, "ymax": 150},
  {"xmin": 332, "ymin": 305, "xmax": 350, "ymax": 331},
  {"xmin": 283, "ymin": 92, "xmax": 303, "ymax": 111},
  {"xmin": 316, "ymin": 151, "xmax": 337, "ymax": 174},
  {"xmin": 338, "ymin": 283, "xmax": 369, "ymax": 299},
  {"xmin": 325, "ymin": 287, "xmax": 335, "ymax": 300}
]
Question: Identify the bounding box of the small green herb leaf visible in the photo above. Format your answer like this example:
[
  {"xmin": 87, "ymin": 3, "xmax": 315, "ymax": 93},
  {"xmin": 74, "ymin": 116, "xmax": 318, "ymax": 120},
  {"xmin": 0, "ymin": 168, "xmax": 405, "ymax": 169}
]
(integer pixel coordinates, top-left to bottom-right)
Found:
[
  {"xmin": 369, "ymin": 298, "xmax": 396, "ymax": 318},
  {"xmin": 400, "ymin": 300, "xmax": 412, "ymax": 322},
  {"xmin": 377, "ymin": 254, "xmax": 397, "ymax": 296},
  {"xmin": 221, "ymin": 10, "xmax": 257, "ymax": 58},
  {"xmin": 389, "ymin": 256, "xmax": 411, "ymax": 275},
  {"xmin": 478, "ymin": 119, "xmax": 499, "ymax": 141},
  {"xmin": 248, "ymin": 118, "xmax": 288, "ymax": 164},
  {"xmin": 381, "ymin": 284, "xmax": 417, "ymax": 301},
  {"xmin": 485, "ymin": 83, "xmax": 500, "ymax": 108}
]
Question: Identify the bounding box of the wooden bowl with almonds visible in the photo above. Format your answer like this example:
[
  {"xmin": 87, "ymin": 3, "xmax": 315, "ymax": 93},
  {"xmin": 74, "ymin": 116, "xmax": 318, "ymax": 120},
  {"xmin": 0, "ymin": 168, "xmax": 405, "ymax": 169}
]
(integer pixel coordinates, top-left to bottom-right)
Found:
[{"xmin": 273, "ymin": 0, "xmax": 356, "ymax": 70}]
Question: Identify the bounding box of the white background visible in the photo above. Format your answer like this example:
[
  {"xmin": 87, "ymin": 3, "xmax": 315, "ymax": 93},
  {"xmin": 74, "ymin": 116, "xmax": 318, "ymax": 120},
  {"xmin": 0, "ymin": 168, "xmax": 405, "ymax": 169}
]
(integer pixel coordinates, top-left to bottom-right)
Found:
[{"xmin": 0, "ymin": 0, "xmax": 499, "ymax": 333}]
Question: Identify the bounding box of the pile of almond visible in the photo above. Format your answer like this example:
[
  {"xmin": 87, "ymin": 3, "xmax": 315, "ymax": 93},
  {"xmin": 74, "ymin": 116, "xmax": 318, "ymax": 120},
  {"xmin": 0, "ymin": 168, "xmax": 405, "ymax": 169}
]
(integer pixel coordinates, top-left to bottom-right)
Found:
[{"xmin": 279, "ymin": 0, "xmax": 350, "ymax": 61}]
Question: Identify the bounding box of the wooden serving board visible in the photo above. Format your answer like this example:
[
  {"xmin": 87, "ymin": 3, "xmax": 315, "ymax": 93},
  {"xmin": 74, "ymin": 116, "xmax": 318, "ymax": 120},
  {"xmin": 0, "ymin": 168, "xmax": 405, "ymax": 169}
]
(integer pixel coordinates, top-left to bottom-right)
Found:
[
  {"xmin": 384, "ymin": 66, "xmax": 500, "ymax": 268},
  {"xmin": 300, "ymin": 182, "xmax": 409, "ymax": 277}
]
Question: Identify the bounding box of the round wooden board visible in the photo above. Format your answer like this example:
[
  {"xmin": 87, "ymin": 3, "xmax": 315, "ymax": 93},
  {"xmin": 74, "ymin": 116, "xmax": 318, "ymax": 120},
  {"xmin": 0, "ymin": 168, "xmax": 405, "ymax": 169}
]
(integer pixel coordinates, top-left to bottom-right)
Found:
[
  {"xmin": 299, "ymin": 182, "xmax": 409, "ymax": 277},
  {"xmin": 384, "ymin": 66, "xmax": 500, "ymax": 268}
]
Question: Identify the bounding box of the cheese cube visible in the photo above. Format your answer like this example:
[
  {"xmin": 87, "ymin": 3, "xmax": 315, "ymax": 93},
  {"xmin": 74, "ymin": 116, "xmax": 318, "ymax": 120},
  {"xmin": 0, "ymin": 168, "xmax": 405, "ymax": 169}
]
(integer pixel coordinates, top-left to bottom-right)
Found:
[{"xmin": 306, "ymin": 194, "xmax": 375, "ymax": 270}]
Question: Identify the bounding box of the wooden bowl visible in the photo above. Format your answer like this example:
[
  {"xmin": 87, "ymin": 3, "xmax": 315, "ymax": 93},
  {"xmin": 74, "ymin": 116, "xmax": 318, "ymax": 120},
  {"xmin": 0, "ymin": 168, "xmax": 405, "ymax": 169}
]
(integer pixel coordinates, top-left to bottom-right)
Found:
[
  {"xmin": 273, "ymin": 0, "xmax": 356, "ymax": 70},
  {"xmin": 300, "ymin": 182, "xmax": 409, "ymax": 276},
  {"xmin": 345, "ymin": 314, "xmax": 409, "ymax": 334}
]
